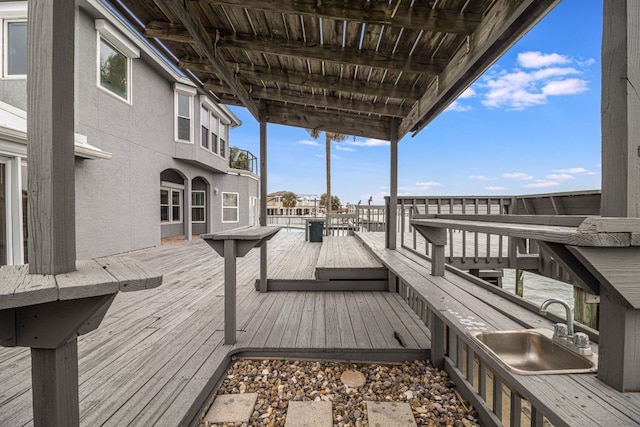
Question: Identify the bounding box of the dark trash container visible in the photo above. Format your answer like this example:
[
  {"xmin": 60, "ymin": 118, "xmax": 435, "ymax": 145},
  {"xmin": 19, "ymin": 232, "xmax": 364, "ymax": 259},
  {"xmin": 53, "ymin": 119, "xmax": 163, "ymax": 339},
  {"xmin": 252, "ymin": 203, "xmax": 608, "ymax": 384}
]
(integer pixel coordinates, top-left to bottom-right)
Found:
[{"xmin": 309, "ymin": 221, "xmax": 324, "ymax": 242}]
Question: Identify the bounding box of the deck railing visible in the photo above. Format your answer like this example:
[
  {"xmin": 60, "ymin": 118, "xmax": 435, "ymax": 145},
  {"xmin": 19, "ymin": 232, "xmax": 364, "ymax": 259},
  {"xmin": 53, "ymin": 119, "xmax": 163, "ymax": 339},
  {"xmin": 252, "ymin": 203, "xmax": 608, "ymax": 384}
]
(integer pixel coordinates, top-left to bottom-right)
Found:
[
  {"xmin": 397, "ymin": 197, "xmax": 515, "ymax": 269},
  {"xmin": 395, "ymin": 192, "xmax": 601, "ymax": 284},
  {"xmin": 229, "ymin": 147, "xmax": 258, "ymax": 173},
  {"xmin": 394, "ymin": 276, "xmax": 556, "ymax": 426}
]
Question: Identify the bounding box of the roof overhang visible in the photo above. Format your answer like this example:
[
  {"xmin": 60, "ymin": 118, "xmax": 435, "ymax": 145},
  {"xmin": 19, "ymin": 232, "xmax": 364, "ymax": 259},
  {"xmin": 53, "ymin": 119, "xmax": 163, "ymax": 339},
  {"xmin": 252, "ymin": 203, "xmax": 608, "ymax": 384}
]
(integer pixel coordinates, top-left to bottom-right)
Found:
[{"xmin": 109, "ymin": 0, "xmax": 561, "ymax": 141}]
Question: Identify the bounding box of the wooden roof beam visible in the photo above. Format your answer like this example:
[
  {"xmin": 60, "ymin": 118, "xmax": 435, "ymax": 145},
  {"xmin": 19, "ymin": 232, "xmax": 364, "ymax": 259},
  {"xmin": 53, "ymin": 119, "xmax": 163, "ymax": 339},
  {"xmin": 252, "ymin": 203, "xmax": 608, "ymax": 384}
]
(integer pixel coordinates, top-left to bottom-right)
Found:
[
  {"xmin": 199, "ymin": 0, "xmax": 482, "ymax": 35},
  {"xmin": 263, "ymin": 103, "xmax": 392, "ymax": 140},
  {"xmin": 150, "ymin": 1, "xmax": 259, "ymax": 118},
  {"xmin": 203, "ymin": 80, "xmax": 412, "ymax": 117},
  {"xmin": 145, "ymin": 21, "xmax": 445, "ymax": 74},
  {"xmin": 399, "ymin": 0, "xmax": 561, "ymax": 139},
  {"xmin": 180, "ymin": 57, "xmax": 422, "ymax": 101}
]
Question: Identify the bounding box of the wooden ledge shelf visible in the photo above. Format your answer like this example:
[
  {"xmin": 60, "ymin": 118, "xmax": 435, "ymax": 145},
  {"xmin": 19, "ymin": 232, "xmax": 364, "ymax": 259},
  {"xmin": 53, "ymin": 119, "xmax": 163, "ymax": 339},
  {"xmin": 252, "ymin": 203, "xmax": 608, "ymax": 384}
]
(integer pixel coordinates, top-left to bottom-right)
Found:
[
  {"xmin": 202, "ymin": 225, "xmax": 281, "ymax": 257},
  {"xmin": 0, "ymin": 257, "xmax": 162, "ymax": 427},
  {"xmin": 0, "ymin": 258, "xmax": 162, "ymax": 311},
  {"xmin": 411, "ymin": 214, "xmax": 637, "ymax": 247}
]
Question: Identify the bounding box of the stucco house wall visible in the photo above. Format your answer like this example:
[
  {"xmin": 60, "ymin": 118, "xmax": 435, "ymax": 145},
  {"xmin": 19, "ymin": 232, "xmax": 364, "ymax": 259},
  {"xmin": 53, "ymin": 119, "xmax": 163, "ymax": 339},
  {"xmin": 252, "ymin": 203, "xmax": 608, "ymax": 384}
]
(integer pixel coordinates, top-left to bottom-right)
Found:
[{"xmin": 0, "ymin": 1, "xmax": 259, "ymax": 263}]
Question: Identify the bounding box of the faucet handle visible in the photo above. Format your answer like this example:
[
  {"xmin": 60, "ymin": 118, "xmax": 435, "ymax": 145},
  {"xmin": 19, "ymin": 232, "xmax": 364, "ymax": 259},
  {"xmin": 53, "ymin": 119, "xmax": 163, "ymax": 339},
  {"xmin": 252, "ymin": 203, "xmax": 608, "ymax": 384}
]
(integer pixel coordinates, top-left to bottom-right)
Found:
[
  {"xmin": 553, "ymin": 323, "xmax": 568, "ymax": 337},
  {"xmin": 573, "ymin": 332, "xmax": 590, "ymax": 348}
]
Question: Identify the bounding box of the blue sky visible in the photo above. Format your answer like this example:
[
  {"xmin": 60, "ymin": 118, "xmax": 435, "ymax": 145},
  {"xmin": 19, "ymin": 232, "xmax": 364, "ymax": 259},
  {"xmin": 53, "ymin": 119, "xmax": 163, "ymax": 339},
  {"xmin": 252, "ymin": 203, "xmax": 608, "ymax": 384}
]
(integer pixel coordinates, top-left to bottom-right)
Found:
[{"xmin": 229, "ymin": 0, "xmax": 603, "ymax": 206}]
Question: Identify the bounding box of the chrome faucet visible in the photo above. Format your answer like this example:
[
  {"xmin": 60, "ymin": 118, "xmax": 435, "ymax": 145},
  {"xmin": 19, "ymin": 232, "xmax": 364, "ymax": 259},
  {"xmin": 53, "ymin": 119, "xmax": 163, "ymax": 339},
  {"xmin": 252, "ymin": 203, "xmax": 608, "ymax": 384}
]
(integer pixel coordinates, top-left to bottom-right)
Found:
[
  {"xmin": 540, "ymin": 298, "xmax": 592, "ymax": 356},
  {"xmin": 540, "ymin": 298, "xmax": 574, "ymax": 336}
]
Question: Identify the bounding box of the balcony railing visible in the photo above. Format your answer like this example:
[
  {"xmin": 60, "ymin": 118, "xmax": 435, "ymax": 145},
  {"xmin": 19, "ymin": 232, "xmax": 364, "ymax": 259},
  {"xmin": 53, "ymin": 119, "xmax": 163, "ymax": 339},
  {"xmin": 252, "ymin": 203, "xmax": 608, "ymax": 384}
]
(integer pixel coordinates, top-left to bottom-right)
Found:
[{"xmin": 229, "ymin": 147, "xmax": 258, "ymax": 173}]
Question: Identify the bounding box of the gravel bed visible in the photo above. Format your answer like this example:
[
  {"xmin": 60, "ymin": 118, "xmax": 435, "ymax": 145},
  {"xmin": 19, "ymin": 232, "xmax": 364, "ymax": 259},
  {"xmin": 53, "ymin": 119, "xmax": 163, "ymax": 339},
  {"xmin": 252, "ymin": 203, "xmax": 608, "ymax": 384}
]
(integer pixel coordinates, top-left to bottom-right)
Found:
[{"xmin": 199, "ymin": 358, "xmax": 479, "ymax": 427}]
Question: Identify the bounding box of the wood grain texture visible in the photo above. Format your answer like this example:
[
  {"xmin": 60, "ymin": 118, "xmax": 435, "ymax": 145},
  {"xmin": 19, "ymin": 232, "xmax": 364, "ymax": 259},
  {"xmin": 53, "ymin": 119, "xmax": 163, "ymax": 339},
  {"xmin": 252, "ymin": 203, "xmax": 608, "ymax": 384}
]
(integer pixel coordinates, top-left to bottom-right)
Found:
[
  {"xmin": 201, "ymin": 0, "xmax": 481, "ymax": 34},
  {"xmin": 568, "ymin": 246, "xmax": 640, "ymax": 308},
  {"xmin": 0, "ymin": 265, "xmax": 57, "ymax": 309},
  {"xmin": 412, "ymin": 218, "xmax": 631, "ymax": 247},
  {"xmin": 601, "ymin": 0, "xmax": 640, "ymax": 218},
  {"xmin": 27, "ymin": 0, "xmax": 76, "ymax": 274}
]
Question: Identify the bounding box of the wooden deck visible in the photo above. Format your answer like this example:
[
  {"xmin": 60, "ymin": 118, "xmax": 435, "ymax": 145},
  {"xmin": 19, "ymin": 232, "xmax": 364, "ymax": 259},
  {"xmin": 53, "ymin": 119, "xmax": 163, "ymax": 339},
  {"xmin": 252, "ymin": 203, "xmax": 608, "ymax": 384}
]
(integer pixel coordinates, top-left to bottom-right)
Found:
[{"xmin": 0, "ymin": 232, "xmax": 430, "ymax": 426}]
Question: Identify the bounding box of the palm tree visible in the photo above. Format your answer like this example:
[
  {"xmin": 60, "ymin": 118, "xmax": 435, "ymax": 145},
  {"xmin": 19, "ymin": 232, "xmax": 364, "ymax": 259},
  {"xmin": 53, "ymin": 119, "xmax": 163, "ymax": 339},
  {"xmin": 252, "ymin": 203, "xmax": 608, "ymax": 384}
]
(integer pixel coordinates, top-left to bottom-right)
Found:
[
  {"xmin": 307, "ymin": 129, "xmax": 347, "ymax": 213},
  {"xmin": 281, "ymin": 192, "xmax": 297, "ymax": 209}
]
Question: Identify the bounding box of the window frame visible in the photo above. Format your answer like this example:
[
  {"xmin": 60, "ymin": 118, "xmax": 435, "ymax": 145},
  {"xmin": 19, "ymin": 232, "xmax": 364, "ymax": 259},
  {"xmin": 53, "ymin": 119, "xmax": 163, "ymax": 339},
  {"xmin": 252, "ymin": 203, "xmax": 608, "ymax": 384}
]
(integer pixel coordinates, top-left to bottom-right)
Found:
[
  {"xmin": 175, "ymin": 83, "xmax": 196, "ymax": 143},
  {"xmin": 3, "ymin": 19, "xmax": 27, "ymax": 79},
  {"xmin": 160, "ymin": 182, "xmax": 184, "ymax": 224},
  {"xmin": 95, "ymin": 20, "xmax": 139, "ymax": 104},
  {"xmin": 221, "ymin": 192, "xmax": 239, "ymax": 223},
  {"xmin": 200, "ymin": 96, "xmax": 231, "ymax": 158},
  {"xmin": 191, "ymin": 190, "xmax": 206, "ymax": 224}
]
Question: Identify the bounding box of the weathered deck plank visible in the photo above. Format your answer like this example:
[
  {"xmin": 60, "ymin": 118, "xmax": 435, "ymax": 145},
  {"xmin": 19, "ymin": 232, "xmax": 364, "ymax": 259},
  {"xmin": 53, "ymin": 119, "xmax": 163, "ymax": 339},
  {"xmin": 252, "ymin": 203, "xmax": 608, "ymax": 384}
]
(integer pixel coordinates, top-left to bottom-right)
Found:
[
  {"xmin": 356, "ymin": 232, "xmax": 640, "ymax": 427},
  {"xmin": 0, "ymin": 232, "xmax": 426, "ymax": 426}
]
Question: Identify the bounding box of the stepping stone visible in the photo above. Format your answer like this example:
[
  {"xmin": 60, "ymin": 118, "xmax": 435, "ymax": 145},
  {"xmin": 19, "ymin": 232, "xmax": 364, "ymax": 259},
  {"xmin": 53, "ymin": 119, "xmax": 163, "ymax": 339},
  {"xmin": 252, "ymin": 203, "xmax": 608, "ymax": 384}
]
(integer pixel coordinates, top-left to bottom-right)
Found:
[
  {"xmin": 366, "ymin": 401, "xmax": 417, "ymax": 427},
  {"xmin": 202, "ymin": 393, "xmax": 258, "ymax": 424},
  {"xmin": 284, "ymin": 401, "xmax": 332, "ymax": 427},
  {"xmin": 341, "ymin": 369, "xmax": 366, "ymax": 387}
]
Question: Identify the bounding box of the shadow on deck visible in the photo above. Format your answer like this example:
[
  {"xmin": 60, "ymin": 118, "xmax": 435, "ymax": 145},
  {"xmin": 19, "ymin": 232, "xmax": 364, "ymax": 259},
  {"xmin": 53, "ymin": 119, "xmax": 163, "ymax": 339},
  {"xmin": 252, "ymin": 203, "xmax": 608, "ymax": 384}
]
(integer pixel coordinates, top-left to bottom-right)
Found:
[{"xmin": 0, "ymin": 232, "xmax": 430, "ymax": 426}]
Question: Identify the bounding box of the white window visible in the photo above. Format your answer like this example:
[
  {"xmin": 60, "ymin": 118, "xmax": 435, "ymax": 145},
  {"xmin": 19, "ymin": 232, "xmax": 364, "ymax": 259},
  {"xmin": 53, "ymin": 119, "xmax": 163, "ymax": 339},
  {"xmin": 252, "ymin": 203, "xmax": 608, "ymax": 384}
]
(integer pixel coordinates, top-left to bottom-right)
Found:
[
  {"xmin": 219, "ymin": 123, "xmax": 228, "ymax": 158},
  {"xmin": 201, "ymin": 97, "xmax": 227, "ymax": 156},
  {"xmin": 4, "ymin": 20, "xmax": 26, "ymax": 77},
  {"xmin": 200, "ymin": 106, "xmax": 209, "ymax": 150},
  {"xmin": 192, "ymin": 190, "xmax": 206, "ymax": 223},
  {"xmin": 95, "ymin": 20, "xmax": 139, "ymax": 103},
  {"xmin": 222, "ymin": 192, "xmax": 239, "ymax": 223},
  {"xmin": 160, "ymin": 186, "xmax": 182, "ymax": 223},
  {"xmin": 175, "ymin": 84, "xmax": 196, "ymax": 143}
]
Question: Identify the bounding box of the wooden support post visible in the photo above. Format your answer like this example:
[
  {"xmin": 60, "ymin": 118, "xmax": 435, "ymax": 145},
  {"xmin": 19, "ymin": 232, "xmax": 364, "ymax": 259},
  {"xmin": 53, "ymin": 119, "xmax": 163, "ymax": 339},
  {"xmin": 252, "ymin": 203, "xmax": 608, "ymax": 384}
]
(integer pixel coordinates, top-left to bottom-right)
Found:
[
  {"xmin": 431, "ymin": 243, "xmax": 445, "ymax": 276},
  {"xmin": 573, "ymin": 287, "xmax": 599, "ymax": 329},
  {"xmin": 223, "ymin": 239, "xmax": 237, "ymax": 344},
  {"xmin": 259, "ymin": 100, "xmax": 268, "ymax": 292},
  {"xmin": 598, "ymin": 0, "xmax": 640, "ymax": 391},
  {"xmin": 388, "ymin": 270, "xmax": 397, "ymax": 293},
  {"xmin": 31, "ymin": 340, "xmax": 79, "ymax": 427},
  {"xmin": 601, "ymin": 0, "xmax": 640, "ymax": 218},
  {"xmin": 26, "ymin": 2, "xmax": 79, "ymax": 425},
  {"xmin": 387, "ymin": 119, "xmax": 398, "ymax": 249},
  {"xmin": 515, "ymin": 269, "xmax": 524, "ymax": 297},
  {"xmin": 598, "ymin": 288, "xmax": 640, "ymax": 391},
  {"xmin": 429, "ymin": 311, "xmax": 445, "ymax": 369},
  {"xmin": 27, "ymin": 0, "xmax": 75, "ymax": 275}
]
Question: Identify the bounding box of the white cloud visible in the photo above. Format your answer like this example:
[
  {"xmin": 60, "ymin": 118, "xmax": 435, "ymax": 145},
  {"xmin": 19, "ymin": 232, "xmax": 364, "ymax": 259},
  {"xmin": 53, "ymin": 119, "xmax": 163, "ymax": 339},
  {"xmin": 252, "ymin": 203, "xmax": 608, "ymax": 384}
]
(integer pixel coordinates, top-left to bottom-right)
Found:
[
  {"xmin": 415, "ymin": 181, "xmax": 442, "ymax": 188},
  {"xmin": 485, "ymin": 186, "xmax": 508, "ymax": 191},
  {"xmin": 523, "ymin": 180, "xmax": 560, "ymax": 189},
  {"xmin": 347, "ymin": 138, "xmax": 389, "ymax": 147},
  {"xmin": 553, "ymin": 165, "xmax": 600, "ymax": 175},
  {"xmin": 546, "ymin": 173, "xmax": 574, "ymax": 181},
  {"xmin": 542, "ymin": 78, "xmax": 588, "ymax": 96},
  {"xmin": 298, "ymin": 140, "xmax": 320, "ymax": 146},
  {"xmin": 502, "ymin": 172, "xmax": 534, "ymax": 180},
  {"xmin": 480, "ymin": 52, "xmax": 593, "ymax": 109},
  {"xmin": 335, "ymin": 145, "xmax": 356, "ymax": 152},
  {"xmin": 446, "ymin": 101, "xmax": 472, "ymax": 112},
  {"xmin": 518, "ymin": 51, "xmax": 570, "ymax": 68},
  {"xmin": 460, "ymin": 87, "xmax": 476, "ymax": 99},
  {"xmin": 469, "ymin": 175, "xmax": 497, "ymax": 181}
]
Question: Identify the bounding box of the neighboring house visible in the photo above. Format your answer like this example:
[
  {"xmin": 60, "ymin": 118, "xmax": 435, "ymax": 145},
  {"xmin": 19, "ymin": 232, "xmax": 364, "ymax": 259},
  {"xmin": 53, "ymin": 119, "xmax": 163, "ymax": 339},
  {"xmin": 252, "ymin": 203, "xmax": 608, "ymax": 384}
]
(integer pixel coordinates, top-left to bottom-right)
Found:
[
  {"xmin": 0, "ymin": 0, "xmax": 259, "ymax": 266},
  {"xmin": 267, "ymin": 191, "xmax": 319, "ymax": 216}
]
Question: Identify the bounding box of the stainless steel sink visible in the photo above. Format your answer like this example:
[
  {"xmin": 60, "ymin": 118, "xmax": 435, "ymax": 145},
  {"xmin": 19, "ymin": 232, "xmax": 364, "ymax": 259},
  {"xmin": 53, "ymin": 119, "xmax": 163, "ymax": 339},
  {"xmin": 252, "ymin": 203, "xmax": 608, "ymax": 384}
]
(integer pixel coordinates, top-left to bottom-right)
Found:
[{"xmin": 469, "ymin": 329, "xmax": 598, "ymax": 375}]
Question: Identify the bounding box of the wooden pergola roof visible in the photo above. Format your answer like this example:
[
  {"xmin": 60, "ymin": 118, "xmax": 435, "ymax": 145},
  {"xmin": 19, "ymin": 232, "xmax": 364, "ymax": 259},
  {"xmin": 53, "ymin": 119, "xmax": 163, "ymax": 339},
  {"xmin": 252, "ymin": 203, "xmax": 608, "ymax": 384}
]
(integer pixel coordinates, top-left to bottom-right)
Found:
[{"xmin": 114, "ymin": 0, "xmax": 560, "ymax": 140}]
